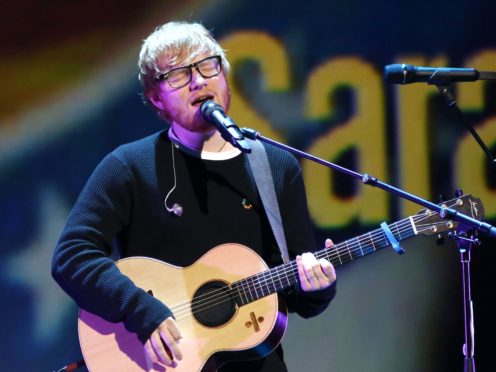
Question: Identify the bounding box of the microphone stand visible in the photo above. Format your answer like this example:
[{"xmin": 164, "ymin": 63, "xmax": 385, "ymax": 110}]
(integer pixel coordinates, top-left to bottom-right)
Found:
[
  {"xmin": 241, "ymin": 127, "xmax": 495, "ymax": 372},
  {"xmin": 242, "ymin": 127, "xmax": 495, "ymax": 237},
  {"xmin": 452, "ymin": 229, "xmax": 478, "ymax": 372},
  {"xmin": 435, "ymin": 83, "xmax": 496, "ymax": 165},
  {"xmin": 434, "ymin": 82, "xmax": 489, "ymax": 372}
]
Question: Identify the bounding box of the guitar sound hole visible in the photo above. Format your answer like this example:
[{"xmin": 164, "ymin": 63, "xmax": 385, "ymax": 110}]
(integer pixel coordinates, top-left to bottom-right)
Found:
[{"xmin": 191, "ymin": 280, "xmax": 237, "ymax": 327}]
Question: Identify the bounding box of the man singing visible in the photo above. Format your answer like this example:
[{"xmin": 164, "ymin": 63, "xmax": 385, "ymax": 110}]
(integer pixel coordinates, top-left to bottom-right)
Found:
[{"xmin": 52, "ymin": 21, "xmax": 336, "ymax": 371}]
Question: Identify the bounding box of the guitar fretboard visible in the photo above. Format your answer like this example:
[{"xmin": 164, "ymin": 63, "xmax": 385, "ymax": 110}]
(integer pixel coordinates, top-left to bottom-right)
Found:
[{"xmin": 232, "ymin": 216, "xmax": 416, "ymax": 306}]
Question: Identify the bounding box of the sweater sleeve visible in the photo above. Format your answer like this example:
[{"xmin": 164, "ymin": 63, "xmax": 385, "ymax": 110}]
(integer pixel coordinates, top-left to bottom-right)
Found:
[
  {"xmin": 51, "ymin": 152, "xmax": 172, "ymax": 343},
  {"xmin": 276, "ymin": 154, "xmax": 336, "ymax": 318}
]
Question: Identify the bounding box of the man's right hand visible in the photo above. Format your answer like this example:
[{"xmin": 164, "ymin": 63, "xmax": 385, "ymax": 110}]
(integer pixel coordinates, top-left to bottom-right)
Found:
[{"xmin": 144, "ymin": 316, "xmax": 183, "ymax": 367}]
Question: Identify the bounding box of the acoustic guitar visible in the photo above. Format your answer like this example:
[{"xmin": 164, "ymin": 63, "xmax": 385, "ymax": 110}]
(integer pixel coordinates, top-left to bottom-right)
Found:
[{"xmin": 78, "ymin": 194, "xmax": 483, "ymax": 371}]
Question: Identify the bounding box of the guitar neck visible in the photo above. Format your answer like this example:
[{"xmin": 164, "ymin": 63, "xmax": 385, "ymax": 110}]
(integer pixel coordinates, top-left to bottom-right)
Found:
[{"xmin": 232, "ymin": 216, "xmax": 417, "ymax": 306}]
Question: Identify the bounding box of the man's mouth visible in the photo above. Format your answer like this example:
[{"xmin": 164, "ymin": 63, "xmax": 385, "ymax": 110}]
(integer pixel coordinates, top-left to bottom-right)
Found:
[{"xmin": 191, "ymin": 95, "xmax": 214, "ymax": 106}]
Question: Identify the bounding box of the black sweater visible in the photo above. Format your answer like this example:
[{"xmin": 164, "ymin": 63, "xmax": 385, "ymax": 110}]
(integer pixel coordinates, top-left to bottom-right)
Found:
[{"xmin": 52, "ymin": 130, "xmax": 335, "ymax": 371}]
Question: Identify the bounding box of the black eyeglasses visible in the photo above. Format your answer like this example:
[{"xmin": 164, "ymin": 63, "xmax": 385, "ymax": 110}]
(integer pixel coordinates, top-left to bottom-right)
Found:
[{"xmin": 155, "ymin": 55, "xmax": 223, "ymax": 89}]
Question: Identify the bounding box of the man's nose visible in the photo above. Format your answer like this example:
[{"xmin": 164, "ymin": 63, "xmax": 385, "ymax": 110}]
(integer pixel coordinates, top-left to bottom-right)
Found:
[{"xmin": 190, "ymin": 68, "xmax": 207, "ymax": 89}]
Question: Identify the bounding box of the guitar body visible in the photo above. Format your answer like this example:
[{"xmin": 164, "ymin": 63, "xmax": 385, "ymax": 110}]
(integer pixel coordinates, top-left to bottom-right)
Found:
[{"xmin": 78, "ymin": 243, "xmax": 288, "ymax": 371}]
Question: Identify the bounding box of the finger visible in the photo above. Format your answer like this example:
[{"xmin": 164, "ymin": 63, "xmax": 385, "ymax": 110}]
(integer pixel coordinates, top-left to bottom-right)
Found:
[
  {"xmin": 160, "ymin": 317, "xmax": 183, "ymax": 361},
  {"xmin": 319, "ymin": 258, "xmax": 336, "ymax": 282},
  {"xmin": 151, "ymin": 331, "xmax": 173, "ymax": 365},
  {"xmin": 302, "ymin": 253, "xmax": 335, "ymax": 290},
  {"xmin": 311, "ymin": 260, "xmax": 332, "ymax": 287},
  {"xmin": 296, "ymin": 255, "xmax": 311, "ymax": 290},
  {"xmin": 301, "ymin": 253, "xmax": 316, "ymax": 278},
  {"xmin": 302, "ymin": 253, "xmax": 320, "ymax": 277},
  {"xmin": 165, "ymin": 317, "xmax": 182, "ymax": 341},
  {"xmin": 325, "ymin": 238, "xmax": 334, "ymax": 248},
  {"xmin": 301, "ymin": 253, "xmax": 321, "ymax": 289},
  {"xmin": 160, "ymin": 328, "xmax": 183, "ymax": 361},
  {"xmin": 144, "ymin": 339, "xmax": 157, "ymax": 365},
  {"xmin": 313, "ymin": 265, "xmax": 330, "ymax": 286}
]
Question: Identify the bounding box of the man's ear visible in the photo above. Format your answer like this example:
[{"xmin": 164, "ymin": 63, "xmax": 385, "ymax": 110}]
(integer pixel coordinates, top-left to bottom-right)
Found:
[{"xmin": 146, "ymin": 88, "xmax": 165, "ymax": 110}]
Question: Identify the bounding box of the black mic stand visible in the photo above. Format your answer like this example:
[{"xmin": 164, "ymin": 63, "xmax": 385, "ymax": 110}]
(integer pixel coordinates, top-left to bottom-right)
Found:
[
  {"xmin": 435, "ymin": 81, "xmax": 496, "ymax": 164},
  {"xmin": 450, "ymin": 227, "xmax": 478, "ymax": 372},
  {"xmin": 241, "ymin": 127, "xmax": 496, "ymax": 372},
  {"xmin": 433, "ymin": 81, "xmax": 492, "ymax": 372}
]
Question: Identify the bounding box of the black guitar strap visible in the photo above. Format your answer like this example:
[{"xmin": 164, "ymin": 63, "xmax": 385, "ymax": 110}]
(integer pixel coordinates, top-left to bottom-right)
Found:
[{"xmin": 246, "ymin": 139, "xmax": 290, "ymax": 264}]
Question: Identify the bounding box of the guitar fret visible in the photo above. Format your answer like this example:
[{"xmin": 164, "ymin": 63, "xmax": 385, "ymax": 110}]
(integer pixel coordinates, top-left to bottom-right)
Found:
[
  {"xmin": 238, "ymin": 282, "xmax": 246, "ymax": 306},
  {"xmin": 269, "ymin": 273, "xmax": 276, "ymax": 293},
  {"xmin": 265, "ymin": 274, "xmax": 272, "ymax": 294},
  {"xmin": 262, "ymin": 272, "xmax": 270, "ymax": 296},
  {"xmin": 241, "ymin": 278, "xmax": 248, "ymax": 304},
  {"xmin": 258, "ymin": 275, "xmax": 264, "ymax": 298},
  {"xmin": 335, "ymin": 246, "xmax": 343, "ymax": 265},
  {"xmin": 357, "ymin": 236, "xmax": 365, "ymax": 256},
  {"xmin": 254, "ymin": 274, "xmax": 261, "ymax": 298},
  {"xmin": 345, "ymin": 240, "xmax": 353, "ymax": 260},
  {"xmin": 254, "ymin": 275, "xmax": 262, "ymax": 299},
  {"xmin": 284, "ymin": 264, "xmax": 292, "ymax": 287},
  {"xmin": 232, "ymin": 284, "xmax": 241, "ymax": 306},
  {"xmin": 242, "ymin": 280, "xmax": 250, "ymax": 303},
  {"xmin": 234, "ymin": 281, "xmax": 246, "ymax": 306},
  {"xmin": 292, "ymin": 262, "xmax": 298, "ymax": 284},
  {"xmin": 369, "ymin": 232, "xmax": 376, "ymax": 251},
  {"xmin": 242, "ymin": 280, "xmax": 250, "ymax": 305},
  {"xmin": 263, "ymin": 272, "xmax": 269, "ymax": 296},
  {"xmin": 366, "ymin": 235, "xmax": 376, "ymax": 254},
  {"xmin": 269, "ymin": 272, "xmax": 276, "ymax": 293},
  {"xmin": 394, "ymin": 223, "xmax": 402, "ymax": 240},
  {"xmin": 277, "ymin": 265, "xmax": 285, "ymax": 289},
  {"xmin": 359, "ymin": 235, "xmax": 369, "ymax": 256},
  {"xmin": 248, "ymin": 276, "xmax": 256, "ymax": 302},
  {"xmin": 275, "ymin": 266, "xmax": 283, "ymax": 290},
  {"xmin": 349, "ymin": 238, "xmax": 360, "ymax": 258}
]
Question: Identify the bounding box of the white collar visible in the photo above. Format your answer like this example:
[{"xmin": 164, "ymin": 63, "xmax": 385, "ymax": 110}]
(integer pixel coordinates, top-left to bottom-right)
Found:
[{"xmin": 168, "ymin": 128, "xmax": 241, "ymax": 160}]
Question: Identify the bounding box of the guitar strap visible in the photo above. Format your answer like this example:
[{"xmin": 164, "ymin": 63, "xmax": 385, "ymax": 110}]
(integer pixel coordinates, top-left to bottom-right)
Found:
[{"xmin": 246, "ymin": 139, "xmax": 290, "ymax": 264}]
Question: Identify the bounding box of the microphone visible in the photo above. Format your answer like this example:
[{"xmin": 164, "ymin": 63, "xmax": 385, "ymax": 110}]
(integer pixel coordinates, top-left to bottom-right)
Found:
[
  {"xmin": 384, "ymin": 64, "xmax": 496, "ymax": 85},
  {"xmin": 200, "ymin": 100, "xmax": 251, "ymax": 153}
]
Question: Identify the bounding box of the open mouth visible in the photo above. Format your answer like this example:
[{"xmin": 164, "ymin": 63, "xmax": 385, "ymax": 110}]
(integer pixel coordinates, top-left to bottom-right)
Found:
[{"xmin": 191, "ymin": 95, "xmax": 214, "ymax": 106}]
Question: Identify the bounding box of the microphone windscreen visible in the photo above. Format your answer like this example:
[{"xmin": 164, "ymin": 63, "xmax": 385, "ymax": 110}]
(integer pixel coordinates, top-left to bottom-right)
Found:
[
  {"xmin": 200, "ymin": 100, "xmax": 223, "ymax": 119},
  {"xmin": 384, "ymin": 64, "xmax": 414, "ymax": 84}
]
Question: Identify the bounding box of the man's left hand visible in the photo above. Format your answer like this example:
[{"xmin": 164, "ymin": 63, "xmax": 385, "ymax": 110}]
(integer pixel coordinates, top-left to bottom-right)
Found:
[{"xmin": 296, "ymin": 239, "xmax": 336, "ymax": 292}]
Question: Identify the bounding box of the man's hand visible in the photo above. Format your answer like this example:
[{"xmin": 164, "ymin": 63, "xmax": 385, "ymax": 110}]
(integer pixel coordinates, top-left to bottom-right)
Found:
[
  {"xmin": 296, "ymin": 238, "xmax": 336, "ymax": 292},
  {"xmin": 144, "ymin": 316, "xmax": 182, "ymax": 367}
]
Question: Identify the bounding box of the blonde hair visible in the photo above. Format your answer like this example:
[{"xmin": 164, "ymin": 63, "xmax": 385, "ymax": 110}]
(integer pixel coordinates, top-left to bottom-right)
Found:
[{"xmin": 138, "ymin": 21, "xmax": 230, "ymax": 96}]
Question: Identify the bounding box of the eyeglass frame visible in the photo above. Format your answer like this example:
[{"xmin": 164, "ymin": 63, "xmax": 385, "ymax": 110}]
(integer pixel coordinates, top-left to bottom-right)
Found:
[{"xmin": 155, "ymin": 55, "xmax": 223, "ymax": 89}]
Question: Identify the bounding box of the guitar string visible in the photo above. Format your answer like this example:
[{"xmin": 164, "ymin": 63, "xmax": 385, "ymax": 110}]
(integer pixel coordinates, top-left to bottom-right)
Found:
[
  {"xmin": 173, "ymin": 221, "xmax": 445, "ymax": 322},
  {"xmin": 169, "ymin": 197, "xmax": 463, "ymax": 315},
  {"xmin": 171, "ymin": 220, "xmax": 426, "ymax": 325},
  {"xmin": 169, "ymin": 218, "xmax": 410, "ymax": 315},
  {"xmin": 169, "ymin": 210, "xmax": 450, "ymax": 320},
  {"xmin": 171, "ymin": 217, "xmax": 447, "ymax": 321},
  {"xmin": 169, "ymin": 212, "xmax": 446, "ymax": 320}
]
